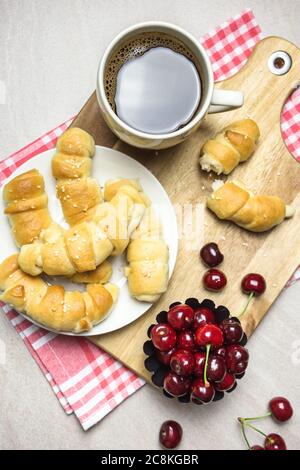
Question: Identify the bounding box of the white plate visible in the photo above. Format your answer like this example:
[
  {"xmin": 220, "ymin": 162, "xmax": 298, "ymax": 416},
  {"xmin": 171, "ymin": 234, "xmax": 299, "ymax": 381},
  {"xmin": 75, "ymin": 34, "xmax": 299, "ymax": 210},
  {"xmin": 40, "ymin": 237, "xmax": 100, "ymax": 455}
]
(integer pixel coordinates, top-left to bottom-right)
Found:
[{"xmin": 0, "ymin": 146, "xmax": 178, "ymax": 336}]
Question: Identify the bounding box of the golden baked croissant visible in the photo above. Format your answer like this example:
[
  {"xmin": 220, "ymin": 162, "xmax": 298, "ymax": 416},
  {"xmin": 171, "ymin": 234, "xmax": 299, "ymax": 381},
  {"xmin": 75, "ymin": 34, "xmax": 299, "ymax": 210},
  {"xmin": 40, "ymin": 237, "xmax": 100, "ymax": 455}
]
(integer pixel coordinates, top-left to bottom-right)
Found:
[
  {"xmin": 2, "ymin": 168, "xmax": 113, "ymax": 282},
  {"xmin": 103, "ymin": 179, "xmax": 168, "ymax": 302},
  {"xmin": 70, "ymin": 260, "xmax": 112, "ymax": 284},
  {"xmin": 124, "ymin": 207, "xmax": 169, "ymax": 302},
  {"xmin": 102, "ymin": 178, "xmax": 151, "ymax": 255},
  {"xmin": 51, "ymin": 127, "xmax": 114, "ymax": 280},
  {"xmin": 52, "ymin": 128, "xmax": 102, "ymax": 226},
  {"xmin": 18, "ymin": 180, "xmax": 149, "ymax": 276},
  {"xmin": 3, "ymin": 169, "xmax": 52, "ymax": 246},
  {"xmin": 0, "ymin": 254, "xmax": 118, "ymax": 333},
  {"xmin": 18, "ymin": 219, "xmax": 113, "ymax": 276},
  {"xmin": 207, "ymin": 180, "xmax": 295, "ymax": 232},
  {"xmin": 199, "ymin": 119, "xmax": 260, "ymax": 175}
]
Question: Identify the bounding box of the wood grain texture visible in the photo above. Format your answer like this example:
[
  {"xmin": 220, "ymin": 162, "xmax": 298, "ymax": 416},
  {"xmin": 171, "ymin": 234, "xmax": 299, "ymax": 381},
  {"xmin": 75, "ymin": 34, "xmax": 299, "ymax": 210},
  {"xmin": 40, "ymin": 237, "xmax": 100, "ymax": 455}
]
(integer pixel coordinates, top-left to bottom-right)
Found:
[{"xmin": 71, "ymin": 37, "xmax": 300, "ymax": 381}]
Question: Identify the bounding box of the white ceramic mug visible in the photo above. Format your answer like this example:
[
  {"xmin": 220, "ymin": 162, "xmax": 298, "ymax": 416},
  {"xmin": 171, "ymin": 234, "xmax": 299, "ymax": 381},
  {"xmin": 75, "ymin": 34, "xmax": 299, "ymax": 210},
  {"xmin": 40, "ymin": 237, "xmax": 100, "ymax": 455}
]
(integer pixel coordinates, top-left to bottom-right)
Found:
[{"xmin": 97, "ymin": 21, "xmax": 243, "ymax": 149}]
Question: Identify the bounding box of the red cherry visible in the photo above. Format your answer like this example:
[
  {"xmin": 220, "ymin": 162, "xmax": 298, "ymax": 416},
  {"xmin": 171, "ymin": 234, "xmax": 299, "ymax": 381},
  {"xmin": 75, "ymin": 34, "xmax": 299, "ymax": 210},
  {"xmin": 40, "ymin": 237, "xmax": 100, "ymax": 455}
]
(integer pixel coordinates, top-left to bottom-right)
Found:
[
  {"xmin": 214, "ymin": 346, "xmax": 226, "ymax": 358},
  {"xmin": 220, "ymin": 318, "xmax": 243, "ymax": 344},
  {"xmin": 190, "ymin": 378, "xmax": 215, "ymax": 404},
  {"xmin": 163, "ymin": 371, "xmax": 191, "ymax": 397},
  {"xmin": 177, "ymin": 330, "xmax": 195, "ymax": 350},
  {"xmin": 269, "ymin": 397, "xmax": 293, "ymax": 422},
  {"xmin": 206, "ymin": 355, "xmax": 226, "ymax": 383},
  {"xmin": 264, "ymin": 433, "xmax": 287, "ymax": 451},
  {"xmin": 241, "ymin": 273, "xmax": 266, "ymax": 296},
  {"xmin": 250, "ymin": 445, "xmax": 265, "ymax": 450},
  {"xmin": 167, "ymin": 304, "xmax": 194, "ymax": 331},
  {"xmin": 203, "ymin": 269, "xmax": 227, "ymax": 292},
  {"xmin": 225, "ymin": 344, "xmax": 249, "ymax": 374},
  {"xmin": 214, "ymin": 371, "xmax": 236, "ymax": 391},
  {"xmin": 200, "ymin": 242, "xmax": 224, "ymax": 267},
  {"xmin": 151, "ymin": 323, "xmax": 177, "ymax": 351},
  {"xmin": 193, "ymin": 307, "xmax": 215, "ymax": 330},
  {"xmin": 194, "ymin": 324, "xmax": 224, "ymax": 349},
  {"xmin": 159, "ymin": 420, "xmax": 182, "ymax": 449},
  {"xmin": 193, "ymin": 351, "xmax": 206, "ymax": 377},
  {"xmin": 155, "ymin": 348, "xmax": 176, "ymax": 366},
  {"xmin": 170, "ymin": 349, "xmax": 195, "ymax": 377}
]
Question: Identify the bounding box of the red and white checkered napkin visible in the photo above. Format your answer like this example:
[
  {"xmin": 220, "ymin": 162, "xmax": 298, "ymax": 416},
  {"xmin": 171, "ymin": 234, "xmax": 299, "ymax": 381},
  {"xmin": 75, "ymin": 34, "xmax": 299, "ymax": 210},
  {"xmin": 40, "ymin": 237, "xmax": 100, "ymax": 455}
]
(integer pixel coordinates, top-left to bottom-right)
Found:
[{"xmin": 1, "ymin": 9, "xmax": 300, "ymax": 430}]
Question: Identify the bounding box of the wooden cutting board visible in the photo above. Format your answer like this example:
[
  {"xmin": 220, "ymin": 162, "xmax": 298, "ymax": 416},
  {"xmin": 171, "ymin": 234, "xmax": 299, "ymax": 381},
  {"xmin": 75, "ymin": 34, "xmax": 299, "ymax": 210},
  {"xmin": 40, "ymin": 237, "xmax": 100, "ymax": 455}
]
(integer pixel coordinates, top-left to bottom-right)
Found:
[{"xmin": 71, "ymin": 37, "xmax": 300, "ymax": 381}]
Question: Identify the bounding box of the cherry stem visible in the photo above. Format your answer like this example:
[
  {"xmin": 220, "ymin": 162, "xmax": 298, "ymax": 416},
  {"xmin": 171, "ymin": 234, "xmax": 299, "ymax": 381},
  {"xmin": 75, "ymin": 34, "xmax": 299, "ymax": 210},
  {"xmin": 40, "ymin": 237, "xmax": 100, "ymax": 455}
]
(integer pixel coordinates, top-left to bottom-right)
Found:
[
  {"xmin": 243, "ymin": 413, "xmax": 272, "ymax": 422},
  {"xmin": 239, "ymin": 421, "xmax": 251, "ymax": 450},
  {"xmin": 238, "ymin": 291, "xmax": 254, "ymax": 318},
  {"xmin": 203, "ymin": 344, "xmax": 211, "ymax": 386},
  {"xmin": 239, "ymin": 418, "xmax": 267, "ymax": 438}
]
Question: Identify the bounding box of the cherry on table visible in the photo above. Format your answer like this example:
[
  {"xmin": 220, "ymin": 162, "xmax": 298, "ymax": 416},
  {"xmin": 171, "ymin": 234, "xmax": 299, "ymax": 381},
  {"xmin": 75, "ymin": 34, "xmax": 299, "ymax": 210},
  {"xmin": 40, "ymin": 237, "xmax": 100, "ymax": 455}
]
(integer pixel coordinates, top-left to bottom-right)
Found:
[
  {"xmin": 163, "ymin": 371, "xmax": 192, "ymax": 397},
  {"xmin": 190, "ymin": 378, "xmax": 215, "ymax": 404},
  {"xmin": 250, "ymin": 445, "xmax": 265, "ymax": 450},
  {"xmin": 242, "ymin": 273, "xmax": 266, "ymax": 296},
  {"xmin": 269, "ymin": 396, "xmax": 293, "ymax": 422},
  {"xmin": 203, "ymin": 269, "xmax": 227, "ymax": 292},
  {"xmin": 159, "ymin": 420, "xmax": 182, "ymax": 449},
  {"xmin": 193, "ymin": 307, "xmax": 215, "ymax": 330},
  {"xmin": 151, "ymin": 323, "xmax": 177, "ymax": 352},
  {"xmin": 177, "ymin": 330, "xmax": 195, "ymax": 350},
  {"xmin": 194, "ymin": 324, "xmax": 224, "ymax": 349},
  {"xmin": 167, "ymin": 304, "xmax": 194, "ymax": 331},
  {"xmin": 200, "ymin": 242, "xmax": 224, "ymax": 267},
  {"xmin": 170, "ymin": 349, "xmax": 195, "ymax": 377},
  {"xmin": 225, "ymin": 344, "xmax": 249, "ymax": 374},
  {"xmin": 264, "ymin": 433, "xmax": 287, "ymax": 450}
]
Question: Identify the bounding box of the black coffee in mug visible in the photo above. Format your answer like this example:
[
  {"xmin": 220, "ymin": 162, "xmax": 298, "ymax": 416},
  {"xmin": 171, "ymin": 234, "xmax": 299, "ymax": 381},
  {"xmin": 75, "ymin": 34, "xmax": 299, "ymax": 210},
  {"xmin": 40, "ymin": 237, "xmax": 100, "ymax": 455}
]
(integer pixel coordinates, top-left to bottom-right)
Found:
[{"xmin": 104, "ymin": 32, "xmax": 202, "ymax": 134}]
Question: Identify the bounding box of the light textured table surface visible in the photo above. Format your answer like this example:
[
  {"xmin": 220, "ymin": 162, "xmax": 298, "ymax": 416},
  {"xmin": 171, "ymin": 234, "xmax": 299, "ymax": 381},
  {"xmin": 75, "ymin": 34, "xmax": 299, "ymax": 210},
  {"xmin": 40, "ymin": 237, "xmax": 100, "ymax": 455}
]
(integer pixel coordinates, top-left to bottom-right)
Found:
[{"xmin": 1, "ymin": 0, "xmax": 300, "ymax": 450}]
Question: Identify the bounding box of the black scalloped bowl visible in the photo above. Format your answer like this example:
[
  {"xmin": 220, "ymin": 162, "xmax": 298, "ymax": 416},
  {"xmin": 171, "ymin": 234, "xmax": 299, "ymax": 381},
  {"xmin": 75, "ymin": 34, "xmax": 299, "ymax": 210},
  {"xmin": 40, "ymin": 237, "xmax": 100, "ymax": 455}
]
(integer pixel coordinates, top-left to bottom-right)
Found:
[{"xmin": 143, "ymin": 298, "xmax": 248, "ymax": 404}]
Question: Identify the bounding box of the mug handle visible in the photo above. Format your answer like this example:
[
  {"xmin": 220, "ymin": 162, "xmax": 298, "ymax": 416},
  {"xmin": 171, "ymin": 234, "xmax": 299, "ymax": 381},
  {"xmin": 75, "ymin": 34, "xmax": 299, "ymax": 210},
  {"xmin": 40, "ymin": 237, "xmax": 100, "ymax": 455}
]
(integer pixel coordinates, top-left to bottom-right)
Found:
[{"xmin": 208, "ymin": 88, "xmax": 244, "ymax": 113}]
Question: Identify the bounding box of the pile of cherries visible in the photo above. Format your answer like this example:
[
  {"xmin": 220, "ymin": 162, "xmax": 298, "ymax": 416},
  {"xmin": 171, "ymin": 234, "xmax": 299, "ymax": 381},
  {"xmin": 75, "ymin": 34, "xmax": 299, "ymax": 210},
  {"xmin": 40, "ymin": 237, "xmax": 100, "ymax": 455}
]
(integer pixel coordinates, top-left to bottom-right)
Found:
[{"xmin": 144, "ymin": 297, "xmax": 248, "ymax": 404}]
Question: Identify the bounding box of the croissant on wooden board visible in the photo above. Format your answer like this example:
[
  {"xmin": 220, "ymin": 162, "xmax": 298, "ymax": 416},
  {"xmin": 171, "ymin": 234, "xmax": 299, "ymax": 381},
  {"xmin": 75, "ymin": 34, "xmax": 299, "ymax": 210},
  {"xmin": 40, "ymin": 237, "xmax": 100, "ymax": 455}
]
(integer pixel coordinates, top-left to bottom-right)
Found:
[
  {"xmin": 18, "ymin": 179, "xmax": 149, "ymax": 276},
  {"xmin": 206, "ymin": 180, "xmax": 295, "ymax": 232},
  {"xmin": 52, "ymin": 127, "xmax": 103, "ymax": 226},
  {"xmin": 124, "ymin": 207, "xmax": 169, "ymax": 302},
  {"xmin": 3, "ymin": 169, "xmax": 53, "ymax": 246},
  {"xmin": 0, "ymin": 254, "xmax": 118, "ymax": 333},
  {"xmin": 199, "ymin": 119, "xmax": 260, "ymax": 175}
]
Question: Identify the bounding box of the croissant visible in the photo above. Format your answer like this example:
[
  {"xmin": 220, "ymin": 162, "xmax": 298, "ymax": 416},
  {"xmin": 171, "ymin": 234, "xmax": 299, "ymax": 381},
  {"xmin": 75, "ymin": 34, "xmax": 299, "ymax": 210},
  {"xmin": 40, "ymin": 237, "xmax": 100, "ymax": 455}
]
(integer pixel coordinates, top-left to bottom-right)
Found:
[
  {"xmin": 124, "ymin": 207, "xmax": 169, "ymax": 302},
  {"xmin": 199, "ymin": 119, "xmax": 260, "ymax": 175},
  {"xmin": 3, "ymin": 169, "xmax": 52, "ymax": 246},
  {"xmin": 0, "ymin": 254, "xmax": 118, "ymax": 333},
  {"xmin": 103, "ymin": 178, "xmax": 150, "ymax": 255},
  {"xmin": 18, "ymin": 180, "xmax": 149, "ymax": 276},
  {"xmin": 70, "ymin": 260, "xmax": 112, "ymax": 284},
  {"xmin": 52, "ymin": 128, "xmax": 103, "ymax": 226},
  {"xmin": 18, "ymin": 219, "xmax": 113, "ymax": 276},
  {"xmin": 207, "ymin": 180, "xmax": 295, "ymax": 232}
]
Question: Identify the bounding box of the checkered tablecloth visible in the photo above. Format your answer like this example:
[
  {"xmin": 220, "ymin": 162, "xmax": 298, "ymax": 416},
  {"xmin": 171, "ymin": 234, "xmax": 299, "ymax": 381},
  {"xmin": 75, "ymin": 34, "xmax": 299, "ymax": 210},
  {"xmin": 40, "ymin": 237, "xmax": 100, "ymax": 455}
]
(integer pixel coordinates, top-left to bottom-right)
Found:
[{"xmin": 1, "ymin": 9, "xmax": 299, "ymax": 430}]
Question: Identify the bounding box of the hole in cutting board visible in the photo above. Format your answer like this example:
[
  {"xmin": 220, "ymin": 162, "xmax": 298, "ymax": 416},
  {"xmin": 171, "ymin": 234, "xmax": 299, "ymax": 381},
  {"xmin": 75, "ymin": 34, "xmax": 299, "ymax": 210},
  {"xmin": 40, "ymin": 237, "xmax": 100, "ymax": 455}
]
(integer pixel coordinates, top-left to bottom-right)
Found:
[
  {"xmin": 268, "ymin": 51, "xmax": 292, "ymax": 75},
  {"xmin": 280, "ymin": 86, "xmax": 300, "ymax": 164}
]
